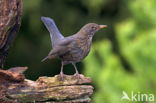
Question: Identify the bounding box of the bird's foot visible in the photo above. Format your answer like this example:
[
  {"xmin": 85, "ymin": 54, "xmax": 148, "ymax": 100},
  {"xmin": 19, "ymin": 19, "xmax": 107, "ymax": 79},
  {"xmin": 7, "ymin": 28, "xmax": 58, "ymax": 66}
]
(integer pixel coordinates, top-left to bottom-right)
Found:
[
  {"xmin": 74, "ymin": 73, "xmax": 80, "ymax": 80},
  {"xmin": 59, "ymin": 72, "xmax": 64, "ymax": 81}
]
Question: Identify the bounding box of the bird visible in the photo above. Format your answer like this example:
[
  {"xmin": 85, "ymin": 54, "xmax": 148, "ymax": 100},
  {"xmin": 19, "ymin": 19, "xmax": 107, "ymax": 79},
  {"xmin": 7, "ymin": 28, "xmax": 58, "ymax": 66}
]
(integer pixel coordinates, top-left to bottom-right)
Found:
[{"xmin": 41, "ymin": 17, "xmax": 107, "ymax": 80}]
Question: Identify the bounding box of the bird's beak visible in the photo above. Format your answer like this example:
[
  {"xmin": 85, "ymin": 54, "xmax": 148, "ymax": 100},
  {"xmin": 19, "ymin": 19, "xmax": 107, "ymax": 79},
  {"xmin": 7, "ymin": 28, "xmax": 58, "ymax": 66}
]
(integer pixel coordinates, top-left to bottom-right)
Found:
[{"xmin": 99, "ymin": 25, "xmax": 107, "ymax": 29}]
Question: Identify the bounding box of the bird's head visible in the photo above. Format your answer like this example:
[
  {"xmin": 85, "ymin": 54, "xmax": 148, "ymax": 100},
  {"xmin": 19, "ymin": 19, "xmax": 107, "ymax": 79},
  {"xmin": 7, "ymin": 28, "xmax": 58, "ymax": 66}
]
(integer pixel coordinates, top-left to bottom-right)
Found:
[{"xmin": 79, "ymin": 23, "xmax": 107, "ymax": 37}]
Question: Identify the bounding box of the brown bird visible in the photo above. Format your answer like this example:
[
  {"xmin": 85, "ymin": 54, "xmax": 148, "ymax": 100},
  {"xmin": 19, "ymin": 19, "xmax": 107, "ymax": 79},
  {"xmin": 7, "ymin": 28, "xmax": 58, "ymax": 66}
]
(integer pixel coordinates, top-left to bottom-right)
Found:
[{"xmin": 41, "ymin": 17, "xmax": 107, "ymax": 80}]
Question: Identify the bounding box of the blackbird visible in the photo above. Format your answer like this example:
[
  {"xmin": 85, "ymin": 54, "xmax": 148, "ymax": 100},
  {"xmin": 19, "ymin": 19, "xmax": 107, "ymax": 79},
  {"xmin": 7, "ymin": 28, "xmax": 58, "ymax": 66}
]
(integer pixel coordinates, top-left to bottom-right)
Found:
[{"xmin": 41, "ymin": 17, "xmax": 107, "ymax": 80}]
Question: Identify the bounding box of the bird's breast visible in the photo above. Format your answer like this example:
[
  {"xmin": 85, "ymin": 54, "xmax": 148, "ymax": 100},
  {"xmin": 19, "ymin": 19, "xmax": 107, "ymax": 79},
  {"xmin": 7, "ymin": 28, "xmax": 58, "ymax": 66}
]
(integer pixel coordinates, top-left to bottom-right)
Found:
[
  {"xmin": 77, "ymin": 37, "xmax": 92, "ymax": 58},
  {"xmin": 60, "ymin": 36, "xmax": 92, "ymax": 64}
]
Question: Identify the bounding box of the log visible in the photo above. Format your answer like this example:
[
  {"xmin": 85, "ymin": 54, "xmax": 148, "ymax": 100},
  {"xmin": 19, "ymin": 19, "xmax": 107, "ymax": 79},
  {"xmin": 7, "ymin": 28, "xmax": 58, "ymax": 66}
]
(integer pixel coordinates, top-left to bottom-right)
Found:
[
  {"xmin": 0, "ymin": 67, "xmax": 93, "ymax": 103},
  {"xmin": 0, "ymin": 0, "xmax": 22, "ymax": 67}
]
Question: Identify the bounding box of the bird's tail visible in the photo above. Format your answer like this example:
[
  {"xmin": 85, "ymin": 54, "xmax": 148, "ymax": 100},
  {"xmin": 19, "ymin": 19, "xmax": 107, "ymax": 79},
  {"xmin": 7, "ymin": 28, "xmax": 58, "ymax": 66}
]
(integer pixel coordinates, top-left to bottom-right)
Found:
[
  {"xmin": 41, "ymin": 56, "xmax": 49, "ymax": 62},
  {"xmin": 41, "ymin": 17, "xmax": 64, "ymax": 47}
]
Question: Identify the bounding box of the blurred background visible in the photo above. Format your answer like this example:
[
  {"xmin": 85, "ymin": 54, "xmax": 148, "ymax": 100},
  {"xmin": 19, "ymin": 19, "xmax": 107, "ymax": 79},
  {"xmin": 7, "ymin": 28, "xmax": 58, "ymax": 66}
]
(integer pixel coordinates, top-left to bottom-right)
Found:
[{"xmin": 5, "ymin": 0, "xmax": 156, "ymax": 103}]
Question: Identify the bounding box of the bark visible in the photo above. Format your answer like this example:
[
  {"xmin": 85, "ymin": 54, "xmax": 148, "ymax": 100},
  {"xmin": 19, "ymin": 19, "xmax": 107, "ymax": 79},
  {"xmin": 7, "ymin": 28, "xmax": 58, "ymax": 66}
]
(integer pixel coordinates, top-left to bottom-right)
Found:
[
  {"xmin": 0, "ymin": 0, "xmax": 22, "ymax": 67},
  {"xmin": 0, "ymin": 67, "xmax": 93, "ymax": 103}
]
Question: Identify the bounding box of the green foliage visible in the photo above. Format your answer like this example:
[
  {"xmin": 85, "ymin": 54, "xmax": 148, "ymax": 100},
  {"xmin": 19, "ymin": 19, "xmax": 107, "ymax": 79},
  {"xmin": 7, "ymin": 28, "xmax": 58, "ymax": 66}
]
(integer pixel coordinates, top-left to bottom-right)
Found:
[
  {"xmin": 84, "ymin": 0, "xmax": 156, "ymax": 103},
  {"xmin": 84, "ymin": 39, "xmax": 156, "ymax": 103}
]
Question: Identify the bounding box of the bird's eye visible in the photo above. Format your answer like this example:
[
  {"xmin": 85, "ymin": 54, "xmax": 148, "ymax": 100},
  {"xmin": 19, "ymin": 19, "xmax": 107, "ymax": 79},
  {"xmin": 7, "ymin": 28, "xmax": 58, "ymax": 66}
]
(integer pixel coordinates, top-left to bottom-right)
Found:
[{"xmin": 91, "ymin": 26, "xmax": 96, "ymax": 30}]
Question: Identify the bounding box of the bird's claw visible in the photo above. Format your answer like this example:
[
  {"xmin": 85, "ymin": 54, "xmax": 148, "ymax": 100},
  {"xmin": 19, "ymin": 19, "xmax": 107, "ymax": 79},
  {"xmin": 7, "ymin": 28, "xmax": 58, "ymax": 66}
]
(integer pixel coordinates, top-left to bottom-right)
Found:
[{"xmin": 74, "ymin": 73, "xmax": 80, "ymax": 80}]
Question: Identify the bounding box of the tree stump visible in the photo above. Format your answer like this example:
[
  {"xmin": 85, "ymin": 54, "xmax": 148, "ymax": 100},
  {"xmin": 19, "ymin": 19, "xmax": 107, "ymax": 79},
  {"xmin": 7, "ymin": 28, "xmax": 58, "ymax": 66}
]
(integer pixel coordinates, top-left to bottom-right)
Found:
[{"xmin": 0, "ymin": 67, "xmax": 93, "ymax": 103}]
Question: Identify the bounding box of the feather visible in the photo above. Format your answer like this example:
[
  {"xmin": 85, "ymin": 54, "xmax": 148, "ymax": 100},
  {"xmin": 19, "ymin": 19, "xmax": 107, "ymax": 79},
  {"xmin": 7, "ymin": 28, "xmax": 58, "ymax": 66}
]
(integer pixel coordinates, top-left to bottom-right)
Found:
[{"xmin": 41, "ymin": 17, "xmax": 64, "ymax": 47}]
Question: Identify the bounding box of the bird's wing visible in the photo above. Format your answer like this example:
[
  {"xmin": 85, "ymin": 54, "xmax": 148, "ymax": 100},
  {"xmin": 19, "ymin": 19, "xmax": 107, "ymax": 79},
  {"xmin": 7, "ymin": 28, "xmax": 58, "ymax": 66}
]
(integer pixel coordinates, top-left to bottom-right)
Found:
[
  {"xmin": 48, "ymin": 37, "xmax": 76, "ymax": 56},
  {"xmin": 41, "ymin": 17, "xmax": 64, "ymax": 47},
  {"xmin": 41, "ymin": 38, "xmax": 78, "ymax": 62}
]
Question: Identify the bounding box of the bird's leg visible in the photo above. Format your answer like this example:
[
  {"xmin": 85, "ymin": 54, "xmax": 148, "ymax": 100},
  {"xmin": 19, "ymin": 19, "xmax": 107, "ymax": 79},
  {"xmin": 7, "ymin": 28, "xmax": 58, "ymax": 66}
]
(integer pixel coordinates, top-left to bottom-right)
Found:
[
  {"xmin": 72, "ymin": 63, "xmax": 80, "ymax": 79},
  {"xmin": 59, "ymin": 62, "xmax": 64, "ymax": 80}
]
